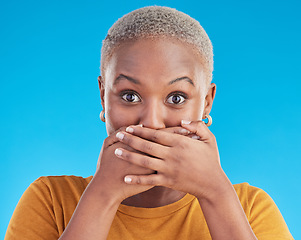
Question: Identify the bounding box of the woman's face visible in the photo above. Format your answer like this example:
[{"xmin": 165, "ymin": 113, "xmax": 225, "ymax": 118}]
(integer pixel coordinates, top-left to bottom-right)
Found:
[{"xmin": 100, "ymin": 38, "xmax": 215, "ymax": 135}]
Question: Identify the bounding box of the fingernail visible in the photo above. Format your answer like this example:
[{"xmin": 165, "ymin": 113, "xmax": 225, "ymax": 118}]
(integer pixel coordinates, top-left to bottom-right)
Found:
[
  {"xmin": 137, "ymin": 124, "xmax": 143, "ymax": 127},
  {"xmin": 126, "ymin": 126, "xmax": 134, "ymax": 133},
  {"xmin": 181, "ymin": 120, "xmax": 191, "ymax": 125},
  {"xmin": 124, "ymin": 176, "xmax": 132, "ymax": 183},
  {"xmin": 191, "ymin": 135, "xmax": 200, "ymax": 140},
  {"xmin": 180, "ymin": 129, "xmax": 190, "ymax": 134},
  {"xmin": 115, "ymin": 148, "xmax": 123, "ymax": 156},
  {"xmin": 116, "ymin": 132, "xmax": 125, "ymax": 140}
]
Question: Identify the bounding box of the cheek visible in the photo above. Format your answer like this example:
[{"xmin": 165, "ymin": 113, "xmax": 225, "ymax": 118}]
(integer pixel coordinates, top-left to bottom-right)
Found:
[
  {"xmin": 166, "ymin": 104, "xmax": 203, "ymax": 125},
  {"xmin": 161, "ymin": 100, "xmax": 205, "ymax": 128},
  {"xmin": 105, "ymin": 109, "xmax": 136, "ymax": 135},
  {"xmin": 176, "ymin": 96, "xmax": 204, "ymax": 121}
]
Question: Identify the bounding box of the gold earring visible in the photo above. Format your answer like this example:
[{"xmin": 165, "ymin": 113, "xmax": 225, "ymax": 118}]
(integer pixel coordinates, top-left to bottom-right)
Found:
[
  {"xmin": 99, "ymin": 110, "xmax": 105, "ymax": 122},
  {"xmin": 204, "ymin": 114, "xmax": 212, "ymax": 127}
]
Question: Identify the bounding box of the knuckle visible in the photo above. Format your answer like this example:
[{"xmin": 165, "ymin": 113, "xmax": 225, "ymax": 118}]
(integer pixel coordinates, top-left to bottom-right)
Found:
[
  {"xmin": 136, "ymin": 177, "xmax": 141, "ymax": 184},
  {"xmin": 151, "ymin": 131, "xmax": 159, "ymax": 142},
  {"xmin": 124, "ymin": 135, "xmax": 133, "ymax": 145},
  {"xmin": 171, "ymin": 174, "xmax": 180, "ymax": 185},
  {"xmin": 162, "ymin": 149, "xmax": 172, "ymax": 160},
  {"xmin": 162, "ymin": 149, "xmax": 170, "ymax": 160},
  {"xmin": 115, "ymin": 142, "xmax": 126, "ymax": 149},
  {"xmin": 172, "ymin": 165, "xmax": 180, "ymax": 177},
  {"xmin": 160, "ymin": 164, "xmax": 168, "ymax": 173},
  {"xmin": 167, "ymin": 177, "xmax": 176, "ymax": 187},
  {"xmin": 141, "ymin": 157, "xmax": 151, "ymax": 168},
  {"xmin": 173, "ymin": 152, "xmax": 183, "ymax": 162},
  {"xmin": 141, "ymin": 142, "xmax": 153, "ymax": 152},
  {"xmin": 123, "ymin": 151, "xmax": 131, "ymax": 160},
  {"xmin": 196, "ymin": 121, "xmax": 202, "ymax": 128},
  {"xmin": 146, "ymin": 178, "xmax": 155, "ymax": 185},
  {"xmin": 177, "ymin": 139, "xmax": 187, "ymax": 150},
  {"xmin": 197, "ymin": 121, "xmax": 206, "ymax": 129}
]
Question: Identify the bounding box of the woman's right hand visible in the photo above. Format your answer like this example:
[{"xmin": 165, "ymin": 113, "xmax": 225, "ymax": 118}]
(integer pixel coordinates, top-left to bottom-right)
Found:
[{"xmin": 93, "ymin": 126, "xmax": 155, "ymax": 204}]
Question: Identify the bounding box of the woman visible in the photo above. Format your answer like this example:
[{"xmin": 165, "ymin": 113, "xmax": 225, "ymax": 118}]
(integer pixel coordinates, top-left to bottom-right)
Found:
[{"xmin": 5, "ymin": 6, "xmax": 293, "ymax": 240}]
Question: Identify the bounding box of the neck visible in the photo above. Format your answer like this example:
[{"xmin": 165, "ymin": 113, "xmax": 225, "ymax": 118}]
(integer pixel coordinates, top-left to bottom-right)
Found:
[{"xmin": 121, "ymin": 186, "xmax": 186, "ymax": 208}]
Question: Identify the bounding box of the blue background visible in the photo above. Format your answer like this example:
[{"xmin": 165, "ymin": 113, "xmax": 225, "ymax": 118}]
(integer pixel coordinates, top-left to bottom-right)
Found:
[{"xmin": 1, "ymin": 0, "xmax": 300, "ymax": 238}]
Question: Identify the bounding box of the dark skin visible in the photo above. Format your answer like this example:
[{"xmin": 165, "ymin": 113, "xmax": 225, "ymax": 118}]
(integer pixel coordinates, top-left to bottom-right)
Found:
[
  {"xmin": 98, "ymin": 38, "xmax": 216, "ymax": 207},
  {"xmin": 59, "ymin": 38, "xmax": 257, "ymax": 240}
]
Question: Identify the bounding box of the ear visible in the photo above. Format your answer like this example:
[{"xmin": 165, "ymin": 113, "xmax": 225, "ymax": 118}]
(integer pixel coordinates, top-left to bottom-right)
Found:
[
  {"xmin": 98, "ymin": 76, "xmax": 105, "ymax": 109},
  {"xmin": 203, "ymin": 83, "xmax": 216, "ymax": 119}
]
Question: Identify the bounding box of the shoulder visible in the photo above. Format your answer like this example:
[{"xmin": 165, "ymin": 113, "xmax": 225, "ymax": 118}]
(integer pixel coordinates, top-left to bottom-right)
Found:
[
  {"xmin": 233, "ymin": 182, "xmax": 280, "ymax": 213},
  {"xmin": 33, "ymin": 175, "xmax": 93, "ymax": 189},
  {"xmin": 233, "ymin": 183, "xmax": 293, "ymax": 240},
  {"xmin": 31, "ymin": 175, "xmax": 93, "ymax": 201},
  {"xmin": 5, "ymin": 175, "xmax": 94, "ymax": 239},
  {"xmin": 233, "ymin": 182, "xmax": 278, "ymax": 219},
  {"xmin": 233, "ymin": 182, "xmax": 269, "ymax": 206}
]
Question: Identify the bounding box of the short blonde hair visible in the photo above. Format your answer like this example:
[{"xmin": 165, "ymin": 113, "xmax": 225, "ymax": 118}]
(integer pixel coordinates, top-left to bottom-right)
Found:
[{"xmin": 101, "ymin": 6, "xmax": 213, "ymax": 83}]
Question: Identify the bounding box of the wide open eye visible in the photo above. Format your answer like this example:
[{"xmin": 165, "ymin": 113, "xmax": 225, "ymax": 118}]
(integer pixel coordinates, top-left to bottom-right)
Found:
[
  {"xmin": 121, "ymin": 91, "xmax": 141, "ymax": 103},
  {"xmin": 166, "ymin": 93, "xmax": 187, "ymax": 105}
]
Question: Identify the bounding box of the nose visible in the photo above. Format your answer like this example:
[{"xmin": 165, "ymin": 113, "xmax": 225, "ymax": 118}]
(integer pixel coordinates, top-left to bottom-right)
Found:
[{"xmin": 139, "ymin": 101, "xmax": 166, "ymax": 129}]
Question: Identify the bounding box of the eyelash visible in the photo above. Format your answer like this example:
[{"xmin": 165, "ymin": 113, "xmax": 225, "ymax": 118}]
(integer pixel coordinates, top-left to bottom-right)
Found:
[
  {"xmin": 166, "ymin": 91, "xmax": 188, "ymax": 105},
  {"xmin": 120, "ymin": 90, "xmax": 188, "ymax": 105},
  {"xmin": 120, "ymin": 90, "xmax": 141, "ymax": 103}
]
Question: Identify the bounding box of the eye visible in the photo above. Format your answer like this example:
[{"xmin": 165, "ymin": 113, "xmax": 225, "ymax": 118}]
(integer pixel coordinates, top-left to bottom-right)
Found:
[
  {"xmin": 166, "ymin": 93, "xmax": 187, "ymax": 105},
  {"xmin": 121, "ymin": 91, "xmax": 141, "ymax": 103}
]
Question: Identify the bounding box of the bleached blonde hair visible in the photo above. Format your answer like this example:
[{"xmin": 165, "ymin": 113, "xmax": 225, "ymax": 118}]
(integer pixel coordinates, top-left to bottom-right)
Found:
[{"xmin": 101, "ymin": 6, "xmax": 213, "ymax": 83}]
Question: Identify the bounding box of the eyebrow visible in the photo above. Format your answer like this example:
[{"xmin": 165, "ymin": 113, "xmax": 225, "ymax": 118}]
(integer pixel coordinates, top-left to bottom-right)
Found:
[
  {"xmin": 168, "ymin": 77, "xmax": 195, "ymax": 86},
  {"xmin": 113, "ymin": 74, "xmax": 194, "ymax": 86},
  {"xmin": 114, "ymin": 74, "xmax": 141, "ymax": 85}
]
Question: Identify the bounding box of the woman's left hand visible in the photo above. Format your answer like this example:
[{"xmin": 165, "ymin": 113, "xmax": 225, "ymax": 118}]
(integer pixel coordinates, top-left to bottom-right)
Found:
[{"xmin": 114, "ymin": 120, "xmax": 229, "ymax": 200}]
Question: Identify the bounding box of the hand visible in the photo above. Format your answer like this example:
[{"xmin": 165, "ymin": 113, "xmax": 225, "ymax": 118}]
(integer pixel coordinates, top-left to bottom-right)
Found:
[
  {"xmin": 96, "ymin": 125, "xmax": 192, "ymax": 171},
  {"xmin": 114, "ymin": 121, "xmax": 227, "ymax": 200},
  {"xmin": 154, "ymin": 125, "xmax": 200, "ymax": 139},
  {"xmin": 94, "ymin": 127, "xmax": 155, "ymax": 203},
  {"xmin": 94, "ymin": 125, "xmax": 194, "ymax": 203}
]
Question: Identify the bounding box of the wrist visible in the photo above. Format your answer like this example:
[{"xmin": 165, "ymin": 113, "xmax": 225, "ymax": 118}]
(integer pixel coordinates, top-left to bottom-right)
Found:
[
  {"xmin": 88, "ymin": 174, "xmax": 123, "ymax": 208},
  {"xmin": 195, "ymin": 169, "xmax": 234, "ymax": 205}
]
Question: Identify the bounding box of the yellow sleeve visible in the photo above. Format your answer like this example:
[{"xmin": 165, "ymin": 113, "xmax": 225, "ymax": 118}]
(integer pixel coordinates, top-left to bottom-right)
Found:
[
  {"xmin": 5, "ymin": 177, "xmax": 59, "ymax": 240},
  {"xmin": 245, "ymin": 185, "xmax": 294, "ymax": 240}
]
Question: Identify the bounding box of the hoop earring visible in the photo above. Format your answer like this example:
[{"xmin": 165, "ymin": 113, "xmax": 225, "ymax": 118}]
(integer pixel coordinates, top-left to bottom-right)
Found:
[
  {"xmin": 99, "ymin": 110, "xmax": 105, "ymax": 122},
  {"xmin": 204, "ymin": 114, "xmax": 212, "ymax": 127}
]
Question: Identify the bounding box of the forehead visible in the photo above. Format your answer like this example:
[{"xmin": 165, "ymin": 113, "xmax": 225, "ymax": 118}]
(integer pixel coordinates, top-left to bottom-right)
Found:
[{"xmin": 105, "ymin": 38, "xmax": 206, "ymax": 87}]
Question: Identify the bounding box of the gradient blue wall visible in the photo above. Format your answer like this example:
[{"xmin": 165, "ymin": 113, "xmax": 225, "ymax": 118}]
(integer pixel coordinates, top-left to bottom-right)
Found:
[{"xmin": 1, "ymin": 0, "xmax": 300, "ymax": 238}]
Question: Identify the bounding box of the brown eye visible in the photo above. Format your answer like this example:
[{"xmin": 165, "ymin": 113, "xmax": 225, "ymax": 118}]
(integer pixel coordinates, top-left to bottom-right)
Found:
[
  {"xmin": 121, "ymin": 92, "xmax": 141, "ymax": 103},
  {"xmin": 166, "ymin": 94, "xmax": 186, "ymax": 105}
]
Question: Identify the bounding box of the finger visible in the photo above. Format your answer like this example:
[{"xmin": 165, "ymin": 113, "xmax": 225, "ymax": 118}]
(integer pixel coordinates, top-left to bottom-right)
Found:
[
  {"xmin": 124, "ymin": 174, "xmax": 164, "ymax": 186},
  {"xmin": 116, "ymin": 131, "xmax": 169, "ymax": 158},
  {"xmin": 181, "ymin": 120, "xmax": 213, "ymax": 142},
  {"xmin": 103, "ymin": 126, "xmax": 128, "ymax": 148},
  {"xmin": 160, "ymin": 126, "xmax": 191, "ymax": 136},
  {"xmin": 189, "ymin": 134, "xmax": 201, "ymax": 140},
  {"xmin": 114, "ymin": 147, "xmax": 165, "ymax": 171},
  {"xmin": 159, "ymin": 127, "xmax": 200, "ymax": 141},
  {"xmin": 124, "ymin": 125, "xmax": 184, "ymax": 147}
]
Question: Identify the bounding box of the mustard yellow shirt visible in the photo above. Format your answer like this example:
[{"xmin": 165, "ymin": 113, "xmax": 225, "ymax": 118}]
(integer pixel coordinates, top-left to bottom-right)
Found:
[{"xmin": 5, "ymin": 176, "xmax": 293, "ymax": 240}]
